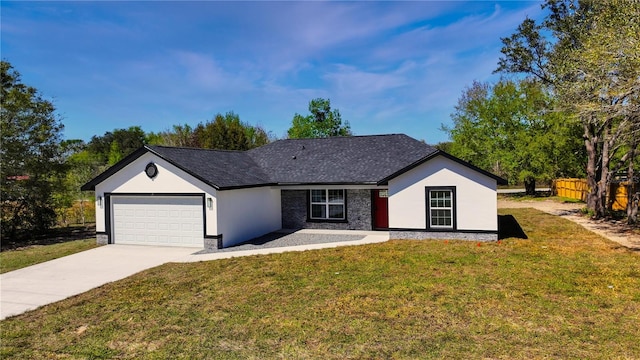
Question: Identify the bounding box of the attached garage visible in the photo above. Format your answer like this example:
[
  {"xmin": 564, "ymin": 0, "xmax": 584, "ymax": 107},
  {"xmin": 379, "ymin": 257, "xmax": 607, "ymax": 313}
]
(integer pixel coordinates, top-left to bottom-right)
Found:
[
  {"xmin": 82, "ymin": 147, "xmax": 280, "ymax": 249},
  {"xmin": 110, "ymin": 195, "xmax": 204, "ymax": 247}
]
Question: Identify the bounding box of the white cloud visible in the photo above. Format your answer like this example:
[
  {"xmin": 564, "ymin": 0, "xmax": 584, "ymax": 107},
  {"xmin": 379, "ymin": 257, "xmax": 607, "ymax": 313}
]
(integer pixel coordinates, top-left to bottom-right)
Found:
[
  {"xmin": 323, "ymin": 63, "xmax": 411, "ymax": 96},
  {"xmin": 1, "ymin": 1, "xmax": 547, "ymax": 144},
  {"xmin": 172, "ymin": 51, "xmax": 255, "ymax": 92}
]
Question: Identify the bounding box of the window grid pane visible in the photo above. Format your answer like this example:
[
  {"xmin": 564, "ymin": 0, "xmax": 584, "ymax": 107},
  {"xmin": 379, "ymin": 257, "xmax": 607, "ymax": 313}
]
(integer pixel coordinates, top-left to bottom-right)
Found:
[
  {"xmin": 311, "ymin": 204, "xmax": 325, "ymax": 218},
  {"xmin": 431, "ymin": 209, "xmax": 452, "ymax": 227},
  {"xmin": 310, "ymin": 189, "xmax": 345, "ymax": 220},
  {"xmin": 328, "ymin": 205, "xmax": 344, "ymax": 219},
  {"xmin": 429, "ymin": 190, "xmax": 453, "ymax": 228},
  {"xmin": 328, "ymin": 190, "xmax": 344, "ymax": 203},
  {"xmin": 311, "ymin": 190, "xmax": 325, "ymax": 203}
]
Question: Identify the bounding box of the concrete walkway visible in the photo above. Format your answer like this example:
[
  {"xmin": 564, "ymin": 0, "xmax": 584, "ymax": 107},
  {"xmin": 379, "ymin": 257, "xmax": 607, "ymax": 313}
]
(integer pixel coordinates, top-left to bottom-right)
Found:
[
  {"xmin": 497, "ymin": 188, "xmax": 551, "ymax": 194},
  {"xmin": 0, "ymin": 230, "xmax": 388, "ymax": 320}
]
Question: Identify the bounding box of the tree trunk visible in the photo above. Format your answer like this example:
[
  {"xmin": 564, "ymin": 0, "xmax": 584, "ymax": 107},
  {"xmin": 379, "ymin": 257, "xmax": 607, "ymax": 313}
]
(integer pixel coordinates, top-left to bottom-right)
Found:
[
  {"xmin": 627, "ymin": 138, "xmax": 638, "ymax": 225},
  {"xmin": 584, "ymin": 124, "xmax": 600, "ymax": 216},
  {"xmin": 524, "ymin": 178, "xmax": 536, "ymax": 196},
  {"xmin": 628, "ymin": 184, "xmax": 639, "ymax": 225},
  {"xmin": 595, "ymin": 123, "xmax": 612, "ymax": 219},
  {"xmin": 80, "ymin": 198, "xmax": 86, "ymax": 226}
]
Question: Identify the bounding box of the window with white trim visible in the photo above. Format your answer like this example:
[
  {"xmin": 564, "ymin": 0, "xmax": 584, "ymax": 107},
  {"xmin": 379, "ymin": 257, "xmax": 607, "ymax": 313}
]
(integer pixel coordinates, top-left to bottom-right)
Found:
[
  {"xmin": 310, "ymin": 189, "xmax": 345, "ymax": 220},
  {"xmin": 428, "ymin": 188, "xmax": 454, "ymax": 229}
]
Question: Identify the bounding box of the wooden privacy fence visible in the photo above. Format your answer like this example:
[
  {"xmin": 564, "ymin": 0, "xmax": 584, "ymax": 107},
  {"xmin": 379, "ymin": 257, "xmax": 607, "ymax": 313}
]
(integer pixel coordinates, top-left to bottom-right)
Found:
[
  {"xmin": 609, "ymin": 182, "xmax": 638, "ymax": 211},
  {"xmin": 553, "ymin": 178, "xmax": 588, "ymax": 202},
  {"xmin": 553, "ymin": 178, "xmax": 638, "ymax": 211}
]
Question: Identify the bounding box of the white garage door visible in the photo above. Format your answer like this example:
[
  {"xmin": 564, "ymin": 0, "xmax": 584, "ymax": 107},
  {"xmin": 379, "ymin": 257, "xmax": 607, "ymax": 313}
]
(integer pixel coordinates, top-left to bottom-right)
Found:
[{"xmin": 112, "ymin": 196, "xmax": 204, "ymax": 247}]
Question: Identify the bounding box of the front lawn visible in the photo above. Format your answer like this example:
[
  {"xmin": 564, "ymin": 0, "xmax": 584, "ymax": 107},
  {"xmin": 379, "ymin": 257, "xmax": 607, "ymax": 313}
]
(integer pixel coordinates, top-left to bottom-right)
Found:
[
  {"xmin": 0, "ymin": 239, "xmax": 100, "ymax": 274},
  {"xmin": 2, "ymin": 208, "xmax": 639, "ymax": 359}
]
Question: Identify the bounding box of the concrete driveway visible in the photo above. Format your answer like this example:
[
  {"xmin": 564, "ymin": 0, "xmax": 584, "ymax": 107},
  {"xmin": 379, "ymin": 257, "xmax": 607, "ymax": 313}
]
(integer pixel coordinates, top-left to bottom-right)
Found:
[
  {"xmin": 1, "ymin": 230, "xmax": 388, "ymax": 320},
  {"xmin": 0, "ymin": 245, "xmax": 198, "ymax": 320}
]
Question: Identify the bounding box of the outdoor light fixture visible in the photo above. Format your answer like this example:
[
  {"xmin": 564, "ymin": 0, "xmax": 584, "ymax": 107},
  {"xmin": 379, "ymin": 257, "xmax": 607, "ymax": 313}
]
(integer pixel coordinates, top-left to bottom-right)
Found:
[
  {"xmin": 98, "ymin": 196, "xmax": 103, "ymax": 207},
  {"xmin": 207, "ymin": 197, "xmax": 213, "ymax": 209}
]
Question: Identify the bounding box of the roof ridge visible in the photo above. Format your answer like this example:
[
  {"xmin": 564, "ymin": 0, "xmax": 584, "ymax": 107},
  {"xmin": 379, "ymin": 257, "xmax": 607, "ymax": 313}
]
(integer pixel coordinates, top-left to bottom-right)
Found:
[
  {"xmin": 272, "ymin": 133, "xmax": 406, "ymax": 142},
  {"xmin": 147, "ymin": 145, "xmax": 247, "ymax": 153},
  {"xmin": 149, "ymin": 134, "xmax": 420, "ymax": 154}
]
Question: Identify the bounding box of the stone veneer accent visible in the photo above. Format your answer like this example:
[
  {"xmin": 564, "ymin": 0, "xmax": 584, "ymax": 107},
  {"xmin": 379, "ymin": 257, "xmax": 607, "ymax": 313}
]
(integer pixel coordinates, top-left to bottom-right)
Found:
[
  {"xmin": 390, "ymin": 231, "xmax": 498, "ymax": 241},
  {"xmin": 204, "ymin": 237, "xmax": 222, "ymax": 250},
  {"xmin": 281, "ymin": 189, "xmax": 372, "ymax": 230},
  {"xmin": 96, "ymin": 233, "xmax": 109, "ymax": 245}
]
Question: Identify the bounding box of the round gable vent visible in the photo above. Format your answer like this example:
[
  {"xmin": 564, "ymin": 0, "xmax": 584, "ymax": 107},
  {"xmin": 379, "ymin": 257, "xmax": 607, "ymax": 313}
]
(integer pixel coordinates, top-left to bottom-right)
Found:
[{"xmin": 145, "ymin": 162, "xmax": 158, "ymax": 179}]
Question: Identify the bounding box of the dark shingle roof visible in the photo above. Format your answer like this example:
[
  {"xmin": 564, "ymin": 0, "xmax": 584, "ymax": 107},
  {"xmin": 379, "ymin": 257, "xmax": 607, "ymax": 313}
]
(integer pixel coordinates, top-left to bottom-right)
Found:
[
  {"xmin": 147, "ymin": 146, "xmax": 272, "ymax": 189},
  {"xmin": 247, "ymin": 134, "xmax": 437, "ymax": 184},
  {"xmin": 82, "ymin": 134, "xmax": 505, "ymax": 191}
]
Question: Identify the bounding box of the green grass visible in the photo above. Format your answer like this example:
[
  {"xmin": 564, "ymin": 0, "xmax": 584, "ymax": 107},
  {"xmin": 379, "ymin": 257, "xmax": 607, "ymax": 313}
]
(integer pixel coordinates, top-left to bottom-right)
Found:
[
  {"xmin": 2, "ymin": 209, "xmax": 639, "ymax": 359},
  {"xmin": 0, "ymin": 239, "xmax": 100, "ymax": 274}
]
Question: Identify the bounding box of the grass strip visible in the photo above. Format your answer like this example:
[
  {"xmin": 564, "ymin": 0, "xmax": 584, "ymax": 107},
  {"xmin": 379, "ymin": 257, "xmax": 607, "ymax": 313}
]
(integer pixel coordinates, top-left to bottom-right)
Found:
[{"xmin": 0, "ymin": 239, "xmax": 100, "ymax": 274}]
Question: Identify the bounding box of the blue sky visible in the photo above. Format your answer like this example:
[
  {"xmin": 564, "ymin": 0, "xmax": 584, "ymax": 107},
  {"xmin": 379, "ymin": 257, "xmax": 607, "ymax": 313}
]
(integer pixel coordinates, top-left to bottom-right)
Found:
[{"xmin": 1, "ymin": 1, "xmax": 543, "ymax": 144}]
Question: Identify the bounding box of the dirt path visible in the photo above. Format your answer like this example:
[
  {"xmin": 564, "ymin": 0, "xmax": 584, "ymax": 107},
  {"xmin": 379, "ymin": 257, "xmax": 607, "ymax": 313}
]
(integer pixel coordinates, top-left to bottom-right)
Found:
[{"xmin": 498, "ymin": 199, "xmax": 640, "ymax": 251}]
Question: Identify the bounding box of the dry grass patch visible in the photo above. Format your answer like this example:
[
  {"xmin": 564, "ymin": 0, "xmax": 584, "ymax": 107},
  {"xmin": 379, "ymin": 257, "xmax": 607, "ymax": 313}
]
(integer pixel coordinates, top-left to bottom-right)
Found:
[{"xmin": 1, "ymin": 208, "xmax": 639, "ymax": 359}]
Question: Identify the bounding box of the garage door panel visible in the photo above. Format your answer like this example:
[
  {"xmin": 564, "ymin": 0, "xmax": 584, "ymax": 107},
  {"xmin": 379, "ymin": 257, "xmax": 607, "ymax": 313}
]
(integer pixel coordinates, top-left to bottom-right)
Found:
[{"xmin": 112, "ymin": 196, "xmax": 203, "ymax": 247}]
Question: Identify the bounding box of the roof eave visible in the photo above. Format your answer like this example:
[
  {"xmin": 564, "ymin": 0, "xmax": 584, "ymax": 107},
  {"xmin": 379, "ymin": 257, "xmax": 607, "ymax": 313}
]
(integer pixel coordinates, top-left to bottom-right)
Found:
[
  {"xmin": 276, "ymin": 181, "xmax": 380, "ymax": 187},
  {"xmin": 80, "ymin": 145, "xmax": 224, "ymax": 192},
  {"xmin": 377, "ymin": 150, "xmax": 508, "ymax": 186},
  {"xmin": 217, "ymin": 182, "xmax": 279, "ymax": 191}
]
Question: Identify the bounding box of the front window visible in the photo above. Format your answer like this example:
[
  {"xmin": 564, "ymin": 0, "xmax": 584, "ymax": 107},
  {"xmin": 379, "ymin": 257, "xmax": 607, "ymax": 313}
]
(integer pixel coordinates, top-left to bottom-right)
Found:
[
  {"xmin": 428, "ymin": 189, "xmax": 454, "ymax": 229},
  {"xmin": 310, "ymin": 189, "xmax": 345, "ymax": 220}
]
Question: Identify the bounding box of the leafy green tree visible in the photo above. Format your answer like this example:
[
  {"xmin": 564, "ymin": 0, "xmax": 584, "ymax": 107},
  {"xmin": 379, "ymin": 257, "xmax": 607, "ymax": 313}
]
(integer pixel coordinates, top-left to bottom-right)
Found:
[
  {"xmin": 243, "ymin": 123, "xmax": 271, "ymax": 149},
  {"xmin": 551, "ymin": 1, "xmax": 640, "ymax": 221},
  {"xmin": 497, "ymin": 0, "xmax": 640, "ymax": 219},
  {"xmin": 148, "ymin": 114, "xmax": 270, "ymax": 150},
  {"xmin": 445, "ymin": 79, "xmax": 584, "ymax": 195},
  {"xmin": 48, "ymin": 139, "xmax": 103, "ymax": 227},
  {"xmin": 63, "ymin": 148, "xmax": 102, "ymax": 225},
  {"xmin": 193, "ymin": 112, "xmax": 247, "ymax": 150},
  {"xmin": 87, "ymin": 126, "xmax": 146, "ymax": 164},
  {"xmin": 288, "ymin": 98, "xmax": 351, "ymax": 138},
  {"xmin": 434, "ymin": 141, "xmax": 453, "ymax": 153},
  {"xmin": 147, "ymin": 124, "xmax": 196, "ymax": 147},
  {"xmin": 1, "ymin": 61, "xmax": 65, "ymax": 240},
  {"xmin": 52, "ymin": 140, "xmax": 84, "ymax": 226},
  {"xmin": 107, "ymin": 141, "xmax": 123, "ymax": 166}
]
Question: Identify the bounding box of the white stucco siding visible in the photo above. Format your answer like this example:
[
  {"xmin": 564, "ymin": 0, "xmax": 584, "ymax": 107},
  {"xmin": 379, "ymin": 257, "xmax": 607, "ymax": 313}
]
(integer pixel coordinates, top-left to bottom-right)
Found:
[
  {"xmin": 388, "ymin": 156, "xmax": 498, "ymax": 231},
  {"xmin": 93, "ymin": 152, "xmax": 218, "ymax": 236},
  {"xmin": 216, "ymin": 187, "xmax": 282, "ymax": 247}
]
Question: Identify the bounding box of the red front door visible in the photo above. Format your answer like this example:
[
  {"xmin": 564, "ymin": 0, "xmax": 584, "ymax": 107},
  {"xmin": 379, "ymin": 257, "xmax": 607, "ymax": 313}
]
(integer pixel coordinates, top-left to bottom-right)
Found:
[{"xmin": 373, "ymin": 189, "xmax": 389, "ymax": 229}]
